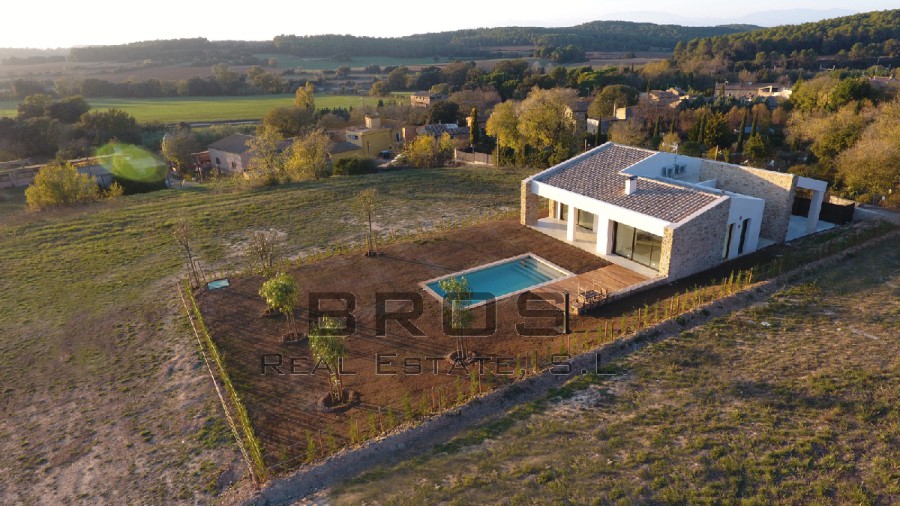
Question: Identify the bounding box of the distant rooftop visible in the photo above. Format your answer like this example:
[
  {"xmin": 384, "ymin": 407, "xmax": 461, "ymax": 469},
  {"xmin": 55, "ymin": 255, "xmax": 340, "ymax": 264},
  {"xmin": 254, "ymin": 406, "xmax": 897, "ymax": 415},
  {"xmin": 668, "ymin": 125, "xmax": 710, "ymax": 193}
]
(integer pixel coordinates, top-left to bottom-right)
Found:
[
  {"xmin": 532, "ymin": 144, "xmax": 722, "ymax": 223},
  {"xmin": 208, "ymin": 133, "xmax": 254, "ymax": 154}
]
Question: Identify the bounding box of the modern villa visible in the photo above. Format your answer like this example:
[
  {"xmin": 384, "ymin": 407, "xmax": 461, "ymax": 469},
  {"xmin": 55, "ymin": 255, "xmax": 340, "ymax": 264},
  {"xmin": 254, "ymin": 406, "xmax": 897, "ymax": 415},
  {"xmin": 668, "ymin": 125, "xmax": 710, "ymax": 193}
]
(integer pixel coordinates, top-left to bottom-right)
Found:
[{"xmin": 521, "ymin": 143, "xmax": 830, "ymax": 281}]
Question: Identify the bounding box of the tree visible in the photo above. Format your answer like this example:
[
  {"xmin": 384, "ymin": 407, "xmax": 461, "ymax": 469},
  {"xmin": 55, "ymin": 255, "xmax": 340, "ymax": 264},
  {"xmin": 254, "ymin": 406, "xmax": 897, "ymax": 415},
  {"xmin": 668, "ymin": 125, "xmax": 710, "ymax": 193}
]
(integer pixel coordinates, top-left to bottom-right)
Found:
[
  {"xmin": 283, "ymin": 129, "xmax": 331, "ymax": 181},
  {"xmin": 308, "ymin": 316, "xmax": 348, "ymax": 403},
  {"xmin": 660, "ymin": 132, "xmax": 680, "ymax": 152},
  {"xmin": 78, "ymin": 108, "xmax": 141, "ymax": 145},
  {"xmin": 517, "ymin": 87, "xmax": 577, "ymax": 165},
  {"xmin": 173, "ymin": 219, "xmax": 201, "ymax": 288},
  {"xmin": 438, "ymin": 276, "xmax": 474, "ymax": 363},
  {"xmin": 211, "ymin": 63, "xmax": 241, "ymax": 93},
  {"xmin": 736, "ymin": 110, "xmax": 748, "ymax": 152},
  {"xmin": 25, "ymin": 161, "xmax": 99, "ymax": 210},
  {"xmin": 45, "ymin": 95, "xmax": 90, "ymax": 123},
  {"xmin": 16, "ymin": 94, "xmax": 52, "ymax": 119},
  {"xmin": 161, "ymin": 128, "xmax": 201, "ymax": 174},
  {"xmin": 404, "ymin": 132, "xmax": 454, "ymax": 168},
  {"xmin": 608, "ymin": 120, "xmax": 645, "ymax": 147},
  {"xmin": 588, "ymin": 85, "xmax": 639, "ymax": 118},
  {"xmin": 485, "ymin": 100, "xmax": 520, "ymax": 164},
  {"xmin": 743, "ymin": 133, "xmax": 768, "ymax": 163},
  {"xmin": 836, "ymin": 99, "xmax": 900, "ymax": 204},
  {"xmin": 246, "ymin": 127, "xmax": 285, "ymax": 185},
  {"xmin": 294, "ymin": 81, "xmax": 316, "ymax": 110},
  {"xmin": 261, "ymin": 106, "xmax": 313, "ymax": 138},
  {"xmin": 424, "ymin": 100, "xmax": 460, "ymax": 125},
  {"xmin": 469, "ymin": 107, "xmax": 480, "ymax": 147},
  {"xmin": 259, "ymin": 272, "xmax": 300, "ymax": 339},
  {"xmin": 386, "ymin": 66, "xmax": 410, "ymax": 91},
  {"xmin": 246, "ymin": 230, "xmax": 284, "ymax": 277},
  {"xmin": 353, "ymin": 189, "xmax": 378, "ymax": 257}
]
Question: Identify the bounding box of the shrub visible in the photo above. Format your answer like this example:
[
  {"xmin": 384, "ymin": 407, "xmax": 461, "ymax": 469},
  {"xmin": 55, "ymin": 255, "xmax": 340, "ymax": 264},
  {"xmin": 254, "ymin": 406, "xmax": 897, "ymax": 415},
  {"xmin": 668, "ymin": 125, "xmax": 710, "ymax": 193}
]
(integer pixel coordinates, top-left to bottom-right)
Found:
[
  {"xmin": 25, "ymin": 161, "xmax": 100, "ymax": 210},
  {"xmin": 333, "ymin": 156, "xmax": 377, "ymax": 176}
]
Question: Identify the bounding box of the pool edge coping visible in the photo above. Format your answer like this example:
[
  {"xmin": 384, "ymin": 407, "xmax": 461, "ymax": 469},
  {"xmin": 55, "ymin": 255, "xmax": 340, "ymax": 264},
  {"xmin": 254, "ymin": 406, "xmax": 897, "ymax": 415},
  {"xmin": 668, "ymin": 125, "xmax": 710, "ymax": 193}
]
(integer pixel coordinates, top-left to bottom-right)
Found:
[{"xmin": 418, "ymin": 252, "xmax": 576, "ymax": 309}]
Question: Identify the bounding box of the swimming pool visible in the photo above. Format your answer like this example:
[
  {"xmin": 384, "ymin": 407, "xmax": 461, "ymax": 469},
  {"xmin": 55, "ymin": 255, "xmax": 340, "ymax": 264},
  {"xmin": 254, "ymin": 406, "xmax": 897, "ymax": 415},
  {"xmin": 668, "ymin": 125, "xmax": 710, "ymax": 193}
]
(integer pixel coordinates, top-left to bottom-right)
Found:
[{"xmin": 423, "ymin": 253, "xmax": 573, "ymax": 306}]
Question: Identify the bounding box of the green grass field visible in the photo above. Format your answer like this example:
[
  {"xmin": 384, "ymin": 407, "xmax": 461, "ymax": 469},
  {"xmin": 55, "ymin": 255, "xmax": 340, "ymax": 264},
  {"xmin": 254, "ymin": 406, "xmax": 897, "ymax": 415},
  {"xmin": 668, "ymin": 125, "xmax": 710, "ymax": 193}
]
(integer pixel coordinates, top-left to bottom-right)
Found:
[
  {"xmin": 328, "ymin": 237, "xmax": 900, "ymax": 504},
  {"xmin": 0, "ymin": 94, "xmax": 391, "ymax": 123},
  {"xmin": 0, "ymin": 166, "xmax": 532, "ymax": 503}
]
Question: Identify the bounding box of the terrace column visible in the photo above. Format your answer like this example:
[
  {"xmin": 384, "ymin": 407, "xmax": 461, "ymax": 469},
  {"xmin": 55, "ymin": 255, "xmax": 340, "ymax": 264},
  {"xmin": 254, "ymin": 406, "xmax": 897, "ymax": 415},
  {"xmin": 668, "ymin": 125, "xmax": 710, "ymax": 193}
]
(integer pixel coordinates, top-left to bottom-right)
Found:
[
  {"xmin": 596, "ymin": 217, "xmax": 614, "ymax": 255},
  {"xmin": 566, "ymin": 205, "xmax": 577, "ymax": 242},
  {"xmin": 520, "ymin": 180, "xmax": 541, "ymax": 226},
  {"xmin": 806, "ymin": 190, "xmax": 824, "ymax": 234}
]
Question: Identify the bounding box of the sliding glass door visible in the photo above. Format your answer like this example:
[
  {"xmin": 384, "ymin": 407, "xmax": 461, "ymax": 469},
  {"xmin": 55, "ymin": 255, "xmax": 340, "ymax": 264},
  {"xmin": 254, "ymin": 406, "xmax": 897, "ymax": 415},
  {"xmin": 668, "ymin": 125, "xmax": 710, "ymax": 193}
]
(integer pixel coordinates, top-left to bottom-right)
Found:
[{"xmin": 613, "ymin": 223, "xmax": 662, "ymax": 271}]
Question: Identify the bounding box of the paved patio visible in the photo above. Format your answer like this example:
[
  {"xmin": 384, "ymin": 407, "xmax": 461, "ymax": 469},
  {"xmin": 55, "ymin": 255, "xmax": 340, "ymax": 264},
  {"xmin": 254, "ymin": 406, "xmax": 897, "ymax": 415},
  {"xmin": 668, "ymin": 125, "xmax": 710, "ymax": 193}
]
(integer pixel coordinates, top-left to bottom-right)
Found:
[{"xmin": 530, "ymin": 217, "xmax": 661, "ymax": 278}]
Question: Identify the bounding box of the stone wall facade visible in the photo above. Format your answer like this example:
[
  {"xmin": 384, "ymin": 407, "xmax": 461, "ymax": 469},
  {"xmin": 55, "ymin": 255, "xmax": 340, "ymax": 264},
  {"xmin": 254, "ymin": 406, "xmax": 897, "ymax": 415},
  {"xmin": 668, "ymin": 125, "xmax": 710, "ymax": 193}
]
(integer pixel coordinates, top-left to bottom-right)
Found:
[
  {"xmin": 699, "ymin": 160, "xmax": 797, "ymax": 242},
  {"xmin": 660, "ymin": 198, "xmax": 730, "ymax": 280},
  {"xmin": 520, "ymin": 180, "xmax": 543, "ymax": 226}
]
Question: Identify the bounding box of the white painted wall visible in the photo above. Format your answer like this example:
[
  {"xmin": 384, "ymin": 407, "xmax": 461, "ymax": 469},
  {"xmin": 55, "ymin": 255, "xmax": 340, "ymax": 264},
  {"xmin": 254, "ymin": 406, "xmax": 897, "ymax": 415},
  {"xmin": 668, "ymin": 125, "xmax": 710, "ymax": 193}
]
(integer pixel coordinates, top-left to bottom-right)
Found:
[
  {"xmin": 622, "ymin": 152, "xmax": 703, "ymax": 183},
  {"xmin": 723, "ymin": 193, "xmax": 764, "ymax": 259},
  {"xmin": 530, "ymin": 180, "xmax": 671, "ymax": 237}
]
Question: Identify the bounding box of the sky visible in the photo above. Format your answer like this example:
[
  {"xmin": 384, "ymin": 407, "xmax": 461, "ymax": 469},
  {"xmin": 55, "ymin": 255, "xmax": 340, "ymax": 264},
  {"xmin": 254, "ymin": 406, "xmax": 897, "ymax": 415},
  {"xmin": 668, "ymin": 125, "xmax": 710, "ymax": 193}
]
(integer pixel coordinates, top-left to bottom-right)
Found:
[{"xmin": 1, "ymin": 0, "xmax": 897, "ymax": 49}]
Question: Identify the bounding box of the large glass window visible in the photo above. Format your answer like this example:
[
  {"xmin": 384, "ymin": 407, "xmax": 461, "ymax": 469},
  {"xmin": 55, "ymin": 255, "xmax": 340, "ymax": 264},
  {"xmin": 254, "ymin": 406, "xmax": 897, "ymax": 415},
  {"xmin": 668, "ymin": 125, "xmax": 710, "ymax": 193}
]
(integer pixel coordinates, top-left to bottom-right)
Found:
[
  {"xmin": 614, "ymin": 223, "xmax": 635, "ymax": 260},
  {"xmin": 559, "ymin": 203, "xmax": 568, "ymax": 222},
  {"xmin": 577, "ymin": 210, "xmax": 594, "ymax": 231},
  {"xmin": 614, "ymin": 223, "xmax": 662, "ymax": 271}
]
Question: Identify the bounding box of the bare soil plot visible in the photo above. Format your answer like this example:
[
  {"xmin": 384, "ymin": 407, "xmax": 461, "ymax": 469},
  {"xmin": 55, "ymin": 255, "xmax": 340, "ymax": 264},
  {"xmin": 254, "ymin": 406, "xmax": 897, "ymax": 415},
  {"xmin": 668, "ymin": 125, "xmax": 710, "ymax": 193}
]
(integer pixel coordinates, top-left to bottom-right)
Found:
[{"xmin": 198, "ymin": 220, "xmax": 613, "ymax": 470}]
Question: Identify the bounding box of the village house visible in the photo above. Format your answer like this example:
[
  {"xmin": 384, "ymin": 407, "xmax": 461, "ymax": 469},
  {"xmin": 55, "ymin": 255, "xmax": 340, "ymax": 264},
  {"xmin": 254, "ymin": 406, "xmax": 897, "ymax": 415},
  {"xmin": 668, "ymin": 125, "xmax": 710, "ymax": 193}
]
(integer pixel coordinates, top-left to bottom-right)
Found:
[{"xmin": 409, "ymin": 91, "xmax": 447, "ymax": 108}]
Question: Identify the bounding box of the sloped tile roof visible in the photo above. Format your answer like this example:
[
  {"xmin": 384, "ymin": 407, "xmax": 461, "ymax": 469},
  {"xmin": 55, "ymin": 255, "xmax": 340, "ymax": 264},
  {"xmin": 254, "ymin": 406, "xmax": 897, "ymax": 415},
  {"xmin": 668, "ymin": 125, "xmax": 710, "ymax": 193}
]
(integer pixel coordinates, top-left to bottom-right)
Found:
[
  {"xmin": 533, "ymin": 144, "xmax": 722, "ymax": 223},
  {"xmin": 208, "ymin": 133, "xmax": 254, "ymax": 154}
]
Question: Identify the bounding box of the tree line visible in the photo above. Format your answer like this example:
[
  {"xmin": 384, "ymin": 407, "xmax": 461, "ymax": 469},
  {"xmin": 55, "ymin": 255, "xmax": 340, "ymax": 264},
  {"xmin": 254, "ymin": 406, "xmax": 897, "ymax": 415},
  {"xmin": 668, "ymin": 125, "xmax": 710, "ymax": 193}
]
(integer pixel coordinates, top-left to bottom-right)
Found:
[{"xmin": 675, "ymin": 9, "xmax": 900, "ymax": 72}]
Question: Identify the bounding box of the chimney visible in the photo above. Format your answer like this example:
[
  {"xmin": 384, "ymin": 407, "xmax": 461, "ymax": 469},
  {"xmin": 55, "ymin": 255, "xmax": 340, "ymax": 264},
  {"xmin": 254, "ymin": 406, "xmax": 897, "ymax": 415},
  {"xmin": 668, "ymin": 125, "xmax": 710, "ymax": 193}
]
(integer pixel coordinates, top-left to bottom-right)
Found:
[
  {"xmin": 625, "ymin": 176, "xmax": 637, "ymax": 195},
  {"xmin": 364, "ymin": 115, "xmax": 381, "ymax": 129}
]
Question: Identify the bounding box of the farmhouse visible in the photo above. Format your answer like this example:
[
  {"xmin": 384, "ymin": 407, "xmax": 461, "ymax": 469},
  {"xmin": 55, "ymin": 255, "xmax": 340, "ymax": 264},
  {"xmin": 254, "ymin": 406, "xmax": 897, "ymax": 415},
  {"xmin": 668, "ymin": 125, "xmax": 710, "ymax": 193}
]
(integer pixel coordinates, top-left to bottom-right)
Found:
[
  {"xmin": 521, "ymin": 143, "xmax": 829, "ymax": 280},
  {"xmin": 208, "ymin": 133, "xmax": 255, "ymax": 174},
  {"xmin": 410, "ymin": 91, "xmax": 447, "ymax": 108},
  {"xmin": 208, "ymin": 133, "xmax": 293, "ymax": 174}
]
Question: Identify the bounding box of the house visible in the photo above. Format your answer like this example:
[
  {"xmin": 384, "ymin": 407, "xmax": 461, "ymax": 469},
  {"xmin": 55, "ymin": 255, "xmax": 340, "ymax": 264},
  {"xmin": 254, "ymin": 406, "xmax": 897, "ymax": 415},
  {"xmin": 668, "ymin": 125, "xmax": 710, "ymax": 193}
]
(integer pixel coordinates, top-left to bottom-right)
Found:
[
  {"xmin": 334, "ymin": 115, "xmax": 399, "ymax": 160},
  {"xmin": 565, "ymin": 99, "xmax": 592, "ymax": 135},
  {"xmin": 410, "ymin": 91, "xmax": 446, "ymax": 108},
  {"xmin": 521, "ymin": 143, "xmax": 829, "ymax": 280},
  {"xmin": 640, "ymin": 88, "xmax": 685, "ymax": 108},
  {"xmin": 208, "ymin": 133, "xmax": 255, "ymax": 174},
  {"xmin": 416, "ymin": 123, "xmax": 470, "ymax": 139},
  {"xmin": 208, "ymin": 134, "xmax": 294, "ymax": 174}
]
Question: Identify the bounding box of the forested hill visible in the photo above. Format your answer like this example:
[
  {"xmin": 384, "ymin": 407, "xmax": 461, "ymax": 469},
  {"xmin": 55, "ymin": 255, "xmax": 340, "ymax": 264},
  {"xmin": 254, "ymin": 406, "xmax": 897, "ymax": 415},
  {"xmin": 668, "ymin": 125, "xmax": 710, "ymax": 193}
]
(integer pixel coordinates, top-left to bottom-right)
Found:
[
  {"xmin": 66, "ymin": 21, "xmax": 757, "ymax": 64},
  {"xmin": 675, "ymin": 9, "xmax": 900, "ymax": 68},
  {"xmin": 274, "ymin": 22, "xmax": 757, "ymax": 58}
]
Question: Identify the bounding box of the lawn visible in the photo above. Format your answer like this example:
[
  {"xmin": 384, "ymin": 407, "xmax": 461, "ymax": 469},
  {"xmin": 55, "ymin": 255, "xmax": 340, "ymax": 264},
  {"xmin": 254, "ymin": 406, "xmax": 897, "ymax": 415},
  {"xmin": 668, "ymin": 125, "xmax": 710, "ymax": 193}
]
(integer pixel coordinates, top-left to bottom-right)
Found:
[
  {"xmin": 0, "ymin": 166, "xmax": 533, "ymax": 504},
  {"xmin": 0, "ymin": 94, "xmax": 390, "ymax": 123},
  {"xmin": 326, "ymin": 235, "xmax": 899, "ymax": 504}
]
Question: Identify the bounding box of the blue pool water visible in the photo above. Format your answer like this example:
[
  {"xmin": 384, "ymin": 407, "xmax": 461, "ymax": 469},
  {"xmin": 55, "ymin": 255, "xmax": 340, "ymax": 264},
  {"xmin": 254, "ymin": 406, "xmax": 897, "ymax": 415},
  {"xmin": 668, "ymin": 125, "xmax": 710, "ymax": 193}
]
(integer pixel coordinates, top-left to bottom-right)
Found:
[{"xmin": 426, "ymin": 255, "xmax": 570, "ymax": 303}]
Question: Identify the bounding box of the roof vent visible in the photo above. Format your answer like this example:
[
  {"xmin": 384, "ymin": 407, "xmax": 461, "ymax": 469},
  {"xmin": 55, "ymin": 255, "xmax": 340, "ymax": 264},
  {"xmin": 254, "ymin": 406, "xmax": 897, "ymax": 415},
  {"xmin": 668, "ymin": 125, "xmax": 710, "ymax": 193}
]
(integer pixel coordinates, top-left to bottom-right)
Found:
[{"xmin": 625, "ymin": 176, "xmax": 638, "ymax": 195}]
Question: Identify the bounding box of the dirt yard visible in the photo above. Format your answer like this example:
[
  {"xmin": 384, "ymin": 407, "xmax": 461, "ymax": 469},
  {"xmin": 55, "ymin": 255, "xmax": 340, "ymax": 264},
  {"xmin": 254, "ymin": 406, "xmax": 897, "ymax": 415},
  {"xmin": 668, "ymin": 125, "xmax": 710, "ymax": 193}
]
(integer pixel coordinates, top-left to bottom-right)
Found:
[{"xmin": 198, "ymin": 220, "xmax": 615, "ymax": 471}]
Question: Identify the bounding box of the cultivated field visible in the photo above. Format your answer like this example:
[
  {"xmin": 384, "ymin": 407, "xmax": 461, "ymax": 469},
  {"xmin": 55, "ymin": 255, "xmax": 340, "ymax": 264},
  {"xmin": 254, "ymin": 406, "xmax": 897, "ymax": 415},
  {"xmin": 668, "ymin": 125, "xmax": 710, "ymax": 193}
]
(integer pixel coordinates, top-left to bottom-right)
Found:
[
  {"xmin": 255, "ymin": 54, "xmax": 452, "ymax": 71},
  {"xmin": 0, "ymin": 166, "xmax": 533, "ymax": 504},
  {"xmin": 326, "ymin": 235, "xmax": 900, "ymax": 504},
  {"xmin": 0, "ymin": 94, "xmax": 391, "ymax": 123}
]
